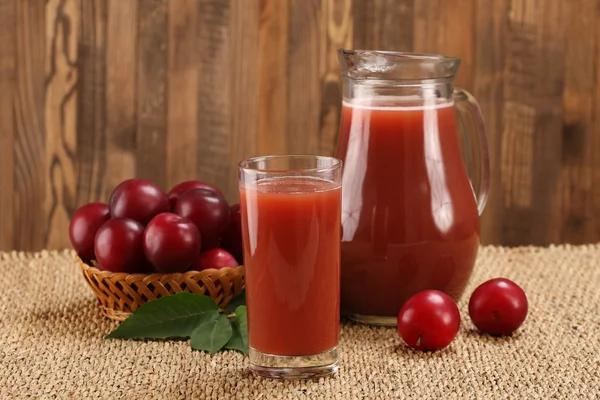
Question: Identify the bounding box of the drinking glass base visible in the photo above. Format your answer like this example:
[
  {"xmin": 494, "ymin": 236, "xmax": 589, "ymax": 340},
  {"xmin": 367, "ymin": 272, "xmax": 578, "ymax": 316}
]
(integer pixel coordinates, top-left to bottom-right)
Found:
[
  {"xmin": 346, "ymin": 313, "xmax": 398, "ymax": 326},
  {"xmin": 249, "ymin": 347, "xmax": 338, "ymax": 380}
]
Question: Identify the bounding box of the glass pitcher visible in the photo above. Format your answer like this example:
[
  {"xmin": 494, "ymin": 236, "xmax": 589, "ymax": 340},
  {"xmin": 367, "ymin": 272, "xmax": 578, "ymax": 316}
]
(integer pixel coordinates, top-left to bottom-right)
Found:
[{"xmin": 335, "ymin": 50, "xmax": 490, "ymax": 326}]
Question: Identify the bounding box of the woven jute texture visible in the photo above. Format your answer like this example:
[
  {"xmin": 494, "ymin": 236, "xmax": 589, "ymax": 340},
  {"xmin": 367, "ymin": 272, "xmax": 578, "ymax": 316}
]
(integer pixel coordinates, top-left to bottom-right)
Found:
[{"xmin": 1, "ymin": 247, "xmax": 599, "ymax": 399}]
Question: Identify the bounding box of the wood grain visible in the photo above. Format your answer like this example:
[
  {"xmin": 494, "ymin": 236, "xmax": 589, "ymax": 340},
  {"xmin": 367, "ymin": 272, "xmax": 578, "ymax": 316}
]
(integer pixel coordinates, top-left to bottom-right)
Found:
[
  {"xmin": 14, "ymin": 0, "xmax": 46, "ymax": 250},
  {"xmin": 414, "ymin": 0, "xmax": 475, "ymax": 89},
  {"xmin": 287, "ymin": 0, "xmax": 322, "ymax": 154},
  {"xmin": 44, "ymin": 0, "xmax": 80, "ymax": 249},
  {"xmin": 593, "ymin": 1, "xmax": 600, "ymax": 241},
  {"xmin": 3, "ymin": 0, "xmax": 600, "ymax": 249},
  {"xmin": 473, "ymin": 0, "xmax": 509, "ymax": 244},
  {"xmin": 257, "ymin": 0, "xmax": 289, "ymax": 155},
  {"xmin": 534, "ymin": 2, "xmax": 569, "ymax": 245},
  {"xmin": 557, "ymin": 0, "xmax": 597, "ymax": 243},
  {"xmin": 352, "ymin": 0, "xmax": 413, "ymax": 51},
  {"xmin": 0, "ymin": 0, "xmax": 15, "ymax": 249},
  {"xmin": 166, "ymin": 0, "xmax": 199, "ymax": 187},
  {"xmin": 136, "ymin": 0, "xmax": 168, "ymax": 188},
  {"xmin": 320, "ymin": 0, "xmax": 352, "ymax": 155},
  {"xmin": 77, "ymin": 0, "xmax": 107, "ymax": 205},
  {"xmin": 228, "ymin": 0, "xmax": 260, "ymax": 202},
  {"xmin": 439, "ymin": 0, "xmax": 476, "ymax": 90},
  {"xmin": 521, "ymin": 1, "xmax": 565, "ymax": 245},
  {"xmin": 102, "ymin": 0, "xmax": 137, "ymax": 199},
  {"xmin": 500, "ymin": 0, "xmax": 544, "ymax": 245},
  {"xmin": 195, "ymin": 0, "xmax": 233, "ymax": 199},
  {"xmin": 413, "ymin": 0, "xmax": 443, "ymax": 53}
]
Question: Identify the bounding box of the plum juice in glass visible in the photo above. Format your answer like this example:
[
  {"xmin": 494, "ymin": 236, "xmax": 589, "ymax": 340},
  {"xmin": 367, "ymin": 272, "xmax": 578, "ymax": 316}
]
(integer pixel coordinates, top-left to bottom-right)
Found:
[{"xmin": 238, "ymin": 155, "xmax": 342, "ymax": 379}]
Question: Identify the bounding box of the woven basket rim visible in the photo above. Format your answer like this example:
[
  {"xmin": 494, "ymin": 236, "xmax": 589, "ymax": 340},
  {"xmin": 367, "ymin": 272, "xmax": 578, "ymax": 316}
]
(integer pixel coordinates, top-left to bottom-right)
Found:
[{"xmin": 78, "ymin": 257, "xmax": 243, "ymax": 277}]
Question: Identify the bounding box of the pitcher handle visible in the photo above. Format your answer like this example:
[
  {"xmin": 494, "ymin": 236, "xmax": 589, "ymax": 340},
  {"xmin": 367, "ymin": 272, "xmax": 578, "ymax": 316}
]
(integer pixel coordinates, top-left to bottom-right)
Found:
[{"xmin": 453, "ymin": 88, "xmax": 490, "ymax": 215}]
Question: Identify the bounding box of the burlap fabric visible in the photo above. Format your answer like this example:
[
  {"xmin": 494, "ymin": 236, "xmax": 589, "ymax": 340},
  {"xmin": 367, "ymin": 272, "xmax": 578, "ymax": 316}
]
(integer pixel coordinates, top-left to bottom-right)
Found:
[{"xmin": 1, "ymin": 246, "xmax": 599, "ymax": 399}]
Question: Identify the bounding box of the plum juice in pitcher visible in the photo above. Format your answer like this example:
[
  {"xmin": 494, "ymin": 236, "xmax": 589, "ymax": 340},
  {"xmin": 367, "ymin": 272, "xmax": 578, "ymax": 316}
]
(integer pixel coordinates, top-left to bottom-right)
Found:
[{"xmin": 335, "ymin": 50, "xmax": 490, "ymax": 325}]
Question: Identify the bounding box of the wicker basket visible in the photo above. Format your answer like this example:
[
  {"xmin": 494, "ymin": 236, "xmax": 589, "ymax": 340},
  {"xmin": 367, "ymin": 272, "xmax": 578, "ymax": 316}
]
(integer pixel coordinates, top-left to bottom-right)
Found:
[{"xmin": 78, "ymin": 257, "xmax": 245, "ymax": 321}]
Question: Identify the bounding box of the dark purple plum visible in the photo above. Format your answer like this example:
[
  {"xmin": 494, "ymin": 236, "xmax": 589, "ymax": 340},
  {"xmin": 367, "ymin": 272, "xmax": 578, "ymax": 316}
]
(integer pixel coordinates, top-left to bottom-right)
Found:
[
  {"xmin": 193, "ymin": 248, "xmax": 239, "ymax": 271},
  {"xmin": 143, "ymin": 213, "xmax": 201, "ymax": 273},
  {"xmin": 173, "ymin": 189, "xmax": 230, "ymax": 250},
  {"xmin": 221, "ymin": 203, "xmax": 243, "ymax": 264},
  {"xmin": 94, "ymin": 218, "xmax": 146, "ymax": 273},
  {"xmin": 69, "ymin": 202, "xmax": 110, "ymax": 261},
  {"xmin": 167, "ymin": 181, "xmax": 222, "ymax": 210},
  {"xmin": 109, "ymin": 179, "xmax": 169, "ymax": 225}
]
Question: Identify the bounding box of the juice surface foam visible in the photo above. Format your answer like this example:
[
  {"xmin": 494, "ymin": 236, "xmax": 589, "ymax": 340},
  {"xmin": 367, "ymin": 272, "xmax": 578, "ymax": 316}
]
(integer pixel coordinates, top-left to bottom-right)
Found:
[
  {"xmin": 247, "ymin": 176, "xmax": 340, "ymax": 194},
  {"xmin": 343, "ymin": 96, "xmax": 454, "ymax": 111}
]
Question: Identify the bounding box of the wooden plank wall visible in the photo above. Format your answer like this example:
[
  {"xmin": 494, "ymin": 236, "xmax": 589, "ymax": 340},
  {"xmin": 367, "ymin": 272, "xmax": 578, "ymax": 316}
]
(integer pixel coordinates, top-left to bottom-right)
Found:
[{"xmin": 1, "ymin": 0, "xmax": 599, "ymax": 250}]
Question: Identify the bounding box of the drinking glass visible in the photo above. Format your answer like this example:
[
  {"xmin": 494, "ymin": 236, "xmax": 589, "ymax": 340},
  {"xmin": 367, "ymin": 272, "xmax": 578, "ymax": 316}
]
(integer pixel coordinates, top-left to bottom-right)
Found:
[{"xmin": 238, "ymin": 155, "xmax": 342, "ymax": 379}]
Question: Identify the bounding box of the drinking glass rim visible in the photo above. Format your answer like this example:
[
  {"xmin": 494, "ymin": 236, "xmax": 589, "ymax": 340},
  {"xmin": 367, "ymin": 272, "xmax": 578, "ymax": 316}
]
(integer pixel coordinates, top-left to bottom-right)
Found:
[{"xmin": 238, "ymin": 154, "xmax": 342, "ymax": 173}]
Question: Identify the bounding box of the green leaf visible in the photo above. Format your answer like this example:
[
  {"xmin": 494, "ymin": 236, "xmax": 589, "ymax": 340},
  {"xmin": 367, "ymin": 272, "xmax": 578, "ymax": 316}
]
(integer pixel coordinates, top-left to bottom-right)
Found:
[
  {"xmin": 105, "ymin": 293, "xmax": 218, "ymax": 339},
  {"xmin": 224, "ymin": 324, "xmax": 246, "ymax": 353},
  {"xmin": 234, "ymin": 306, "xmax": 248, "ymax": 348},
  {"xmin": 225, "ymin": 306, "xmax": 248, "ymax": 354},
  {"xmin": 190, "ymin": 313, "xmax": 233, "ymax": 354},
  {"xmin": 225, "ymin": 290, "xmax": 246, "ymax": 313}
]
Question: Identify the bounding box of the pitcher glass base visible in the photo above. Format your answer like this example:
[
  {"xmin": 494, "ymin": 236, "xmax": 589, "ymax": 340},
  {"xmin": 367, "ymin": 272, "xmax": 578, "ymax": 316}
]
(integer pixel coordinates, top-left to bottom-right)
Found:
[
  {"xmin": 346, "ymin": 313, "xmax": 398, "ymax": 326},
  {"xmin": 249, "ymin": 347, "xmax": 338, "ymax": 380}
]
